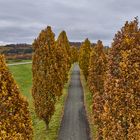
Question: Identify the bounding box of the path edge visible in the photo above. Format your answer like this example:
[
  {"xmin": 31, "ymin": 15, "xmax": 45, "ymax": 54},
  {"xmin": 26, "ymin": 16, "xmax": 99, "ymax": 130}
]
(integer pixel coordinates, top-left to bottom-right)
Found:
[{"xmin": 80, "ymin": 69, "xmax": 95, "ymax": 140}]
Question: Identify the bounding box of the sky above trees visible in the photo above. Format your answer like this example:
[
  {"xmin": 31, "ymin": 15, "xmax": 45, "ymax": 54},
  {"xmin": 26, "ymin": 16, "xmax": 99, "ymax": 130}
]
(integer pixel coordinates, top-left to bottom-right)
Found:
[{"xmin": 0, "ymin": 0, "xmax": 139, "ymax": 46}]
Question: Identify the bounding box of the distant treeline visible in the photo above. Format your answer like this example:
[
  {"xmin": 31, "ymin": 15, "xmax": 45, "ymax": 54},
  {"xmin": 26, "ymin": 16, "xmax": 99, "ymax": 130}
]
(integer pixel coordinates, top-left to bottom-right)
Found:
[
  {"xmin": 0, "ymin": 42, "xmax": 109, "ymax": 60},
  {"xmin": 0, "ymin": 44, "xmax": 32, "ymax": 60}
]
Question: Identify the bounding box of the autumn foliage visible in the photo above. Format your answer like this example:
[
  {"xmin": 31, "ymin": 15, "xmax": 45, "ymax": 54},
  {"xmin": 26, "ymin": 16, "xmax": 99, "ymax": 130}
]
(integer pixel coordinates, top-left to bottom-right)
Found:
[
  {"xmin": 87, "ymin": 40, "xmax": 107, "ymax": 139},
  {"xmin": 88, "ymin": 40, "xmax": 107, "ymax": 93},
  {"xmin": 32, "ymin": 26, "xmax": 57, "ymax": 127},
  {"xmin": 70, "ymin": 46, "xmax": 78, "ymax": 63},
  {"xmin": 0, "ymin": 55, "xmax": 33, "ymax": 139},
  {"xmin": 32, "ymin": 27, "xmax": 71, "ymax": 128},
  {"xmin": 79, "ymin": 38, "xmax": 91, "ymax": 80},
  {"xmin": 57, "ymin": 31, "xmax": 71, "ymax": 65},
  {"xmin": 78, "ymin": 19, "xmax": 140, "ymax": 140},
  {"xmin": 102, "ymin": 18, "xmax": 140, "ymax": 139},
  {"xmin": 56, "ymin": 31, "xmax": 71, "ymax": 83}
]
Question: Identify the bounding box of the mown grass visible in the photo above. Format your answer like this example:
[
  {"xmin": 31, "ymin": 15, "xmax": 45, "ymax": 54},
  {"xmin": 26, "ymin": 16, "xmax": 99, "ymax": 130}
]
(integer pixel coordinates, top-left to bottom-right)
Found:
[
  {"xmin": 8, "ymin": 63, "xmax": 73, "ymax": 140},
  {"xmin": 8, "ymin": 64, "xmax": 32, "ymax": 102},
  {"xmin": 7, "ymin": 59, "xmax": 32, "ymax": 64},
  {"xmin": 80, "ymin": 70, "xmax": 97, "ymax": 139}
]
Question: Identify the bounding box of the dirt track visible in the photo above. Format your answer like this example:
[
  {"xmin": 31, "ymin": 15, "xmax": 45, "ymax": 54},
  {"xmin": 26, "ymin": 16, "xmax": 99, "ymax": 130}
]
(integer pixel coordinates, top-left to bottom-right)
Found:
[{"xmin": 58, "ymin": 64, "xmax": 90, "ymax": 140}]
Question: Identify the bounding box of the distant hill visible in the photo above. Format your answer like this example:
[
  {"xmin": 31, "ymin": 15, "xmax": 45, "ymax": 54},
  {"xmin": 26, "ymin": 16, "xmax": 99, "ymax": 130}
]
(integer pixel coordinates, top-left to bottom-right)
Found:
[
  {"xmin": 69, "ymin": 42, "xmax": 82, "ymax": 47},
  {"xmin": 0, "ymin": 42, "xmax": 108, "ymax": 60},
  {"xmin": 0, "ymin": 44, "xmax": 32, "ymax": 60},
  {"xmin": 0, "ymin": 42, "xmax": 82, "ymax": 56},
  {"xmin": 0, "ymin": 44, "xmax": 32, "ymax": 54}
]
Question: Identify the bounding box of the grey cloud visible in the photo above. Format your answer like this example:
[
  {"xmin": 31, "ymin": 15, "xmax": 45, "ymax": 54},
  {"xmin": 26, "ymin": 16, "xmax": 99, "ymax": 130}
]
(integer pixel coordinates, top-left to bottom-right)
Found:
[{"xmin": 0, "ymin": 0, "xmax": 140, "ymax": 46}]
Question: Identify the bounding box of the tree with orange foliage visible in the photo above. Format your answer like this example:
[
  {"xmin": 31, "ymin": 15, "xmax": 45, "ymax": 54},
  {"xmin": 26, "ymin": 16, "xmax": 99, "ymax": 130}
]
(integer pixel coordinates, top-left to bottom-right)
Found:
[
  {"xmin": 70, "ymin": 46, "xmax": 78, "ymax": 63},
  {"xmin": 102, "ymin": 18, "xmax": 140, "ymax": 140},
  {"xmin": 88, "ymin": 40, "xmax": 107, "ymax": 140},
  {"xmin": 32, "ymin": 26, "xmax": 59, "ymax": 128},
  {"xmin": 56, "ymin": 31, "xmax": 71, "ymax": 83},
  {"xmin": 0, "ymin": 55, "xmax": 33, "ymax": 139},
  {"xmin": 79, "ymin": 38, "xmax": 91, "ymax": 80},
  {"xmin": 32, "ymin": 27, "xmax": 71, "ymax": 128}
]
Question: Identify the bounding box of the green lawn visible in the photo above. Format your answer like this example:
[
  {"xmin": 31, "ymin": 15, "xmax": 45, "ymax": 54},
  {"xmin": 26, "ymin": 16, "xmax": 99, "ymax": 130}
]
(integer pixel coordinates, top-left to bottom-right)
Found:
[
  {"xmin": 9, "ymin": 64, "xmax": 32, "ymax": 102},
  {"xmin": 8, "ymin": 63, "xmax": 73, "ymax": 140},
  {"xmin": 7, "ymin": 59, "xmax": 32, "ymax": 64}
]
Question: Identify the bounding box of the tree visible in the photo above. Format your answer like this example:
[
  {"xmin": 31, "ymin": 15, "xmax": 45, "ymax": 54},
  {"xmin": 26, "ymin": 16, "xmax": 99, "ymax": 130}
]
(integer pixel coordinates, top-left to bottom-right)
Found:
[
  {"xmin": 57, "ymin": 31, "xmax": 71, "ymax": 61},
  {"xmin": 88, "ymin": 40, "xmax": 107, "ymax": 140},
  {"xmin": 32, "ymin": 26, "xmax": 57, "ymax": 128},
  {"xmin": 0, "ymin": 55, "xmax": 33, "ymax": 139},
  {"xmin": 56, "ymin": 31, "xmax": 71, "ymax": 83},
  {"xmin": 70, "ymin": 46, "xmax": 78, "ymax": 63},
  {"xmin": 79, "ymin": 38, "xmax": 91, "ymax": 80},
  {"xmin": 102, "ymin": 18, "xmax": 140, "ymax": 140}
]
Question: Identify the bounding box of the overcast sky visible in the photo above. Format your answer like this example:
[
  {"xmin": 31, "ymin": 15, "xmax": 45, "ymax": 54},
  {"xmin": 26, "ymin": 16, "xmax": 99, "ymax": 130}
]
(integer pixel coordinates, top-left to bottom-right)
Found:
[{"xmin": 0, "ymin": 0, "xmax": 139, "ymax": 46}]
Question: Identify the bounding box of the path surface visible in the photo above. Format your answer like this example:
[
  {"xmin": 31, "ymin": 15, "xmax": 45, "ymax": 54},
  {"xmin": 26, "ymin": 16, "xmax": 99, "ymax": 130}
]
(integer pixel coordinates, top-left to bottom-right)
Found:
[
  {"xmin": 7, "ymin": 62, "xmax": 32, "ymax": 66},
  {"xmin": 58, "ymin": 64, "xmax": 90, "ymax": 140}
]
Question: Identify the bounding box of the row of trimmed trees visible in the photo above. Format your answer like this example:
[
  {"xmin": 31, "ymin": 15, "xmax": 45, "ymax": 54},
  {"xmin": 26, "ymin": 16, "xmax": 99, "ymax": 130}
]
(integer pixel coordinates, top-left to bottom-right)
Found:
[
  {"xmin": 32, "ymin": 26, "xmax": 72, "ymax": 128},
  {"xmin": 70, "ymin": 46, "xmax": 79, "ymax": 63},
  {"xmin": 79, "ymin": 18, "xmax": 140, "ymax": 139},
  {"xmin": 0, "ymin": 26, "xmax": 78, "ymax": 139}
]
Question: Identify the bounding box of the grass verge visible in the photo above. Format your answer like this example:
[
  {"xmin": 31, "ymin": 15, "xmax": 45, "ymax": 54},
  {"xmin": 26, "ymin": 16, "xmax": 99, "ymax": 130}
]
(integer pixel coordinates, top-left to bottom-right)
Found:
[
  {"xmin": 80, "ymin": 70, "xmax": 97, "ymax": 139},
  {"xmin": 7, "ymin": 59, "xmax": 32, "ymax": 64},
  {"xmin": 8, "ymin": 63, "xmax": 73, "ymax": 140}
]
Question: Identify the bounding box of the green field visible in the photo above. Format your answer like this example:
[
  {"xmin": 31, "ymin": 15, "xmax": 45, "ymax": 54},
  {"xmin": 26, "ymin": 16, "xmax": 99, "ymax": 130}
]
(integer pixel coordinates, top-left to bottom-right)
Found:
[
  {"xmin": 8, "ymin": 63, "xmax": 72, "ymax": 140},
  {"xmin": 7, "ymin": 59, "xmax": 32, "ymax": 64},
  {"xmin": 9, "ymin": 64, "xmax": 32, "ymax": 102}
]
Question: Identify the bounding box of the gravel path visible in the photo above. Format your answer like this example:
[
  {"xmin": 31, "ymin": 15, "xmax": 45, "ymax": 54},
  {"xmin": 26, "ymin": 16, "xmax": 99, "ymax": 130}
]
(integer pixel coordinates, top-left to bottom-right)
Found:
[
  {"xmin": 7, "ymin": 62, "xmax": 32, "ymax": 66},
  {"xmin": 58, "ymin": 64, "xmax": 90, "ymax": 140}
]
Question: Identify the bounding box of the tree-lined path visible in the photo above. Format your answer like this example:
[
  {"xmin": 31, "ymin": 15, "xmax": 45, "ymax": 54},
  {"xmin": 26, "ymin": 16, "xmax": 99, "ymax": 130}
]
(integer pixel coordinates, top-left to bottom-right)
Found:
[{"xmin": 58, "ymin": 64, "xmax": 90, "ymax": 140}]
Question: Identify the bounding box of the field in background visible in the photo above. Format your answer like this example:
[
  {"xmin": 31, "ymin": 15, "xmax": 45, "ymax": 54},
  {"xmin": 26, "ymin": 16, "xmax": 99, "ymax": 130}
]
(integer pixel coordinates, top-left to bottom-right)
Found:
[
  {"xmin": 7, "ymin": 59, "xmax": 32, "ymax": 64},
  {"xmin": 8, "ymin": 63, "xmax": 73, "ymax": 140}
]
